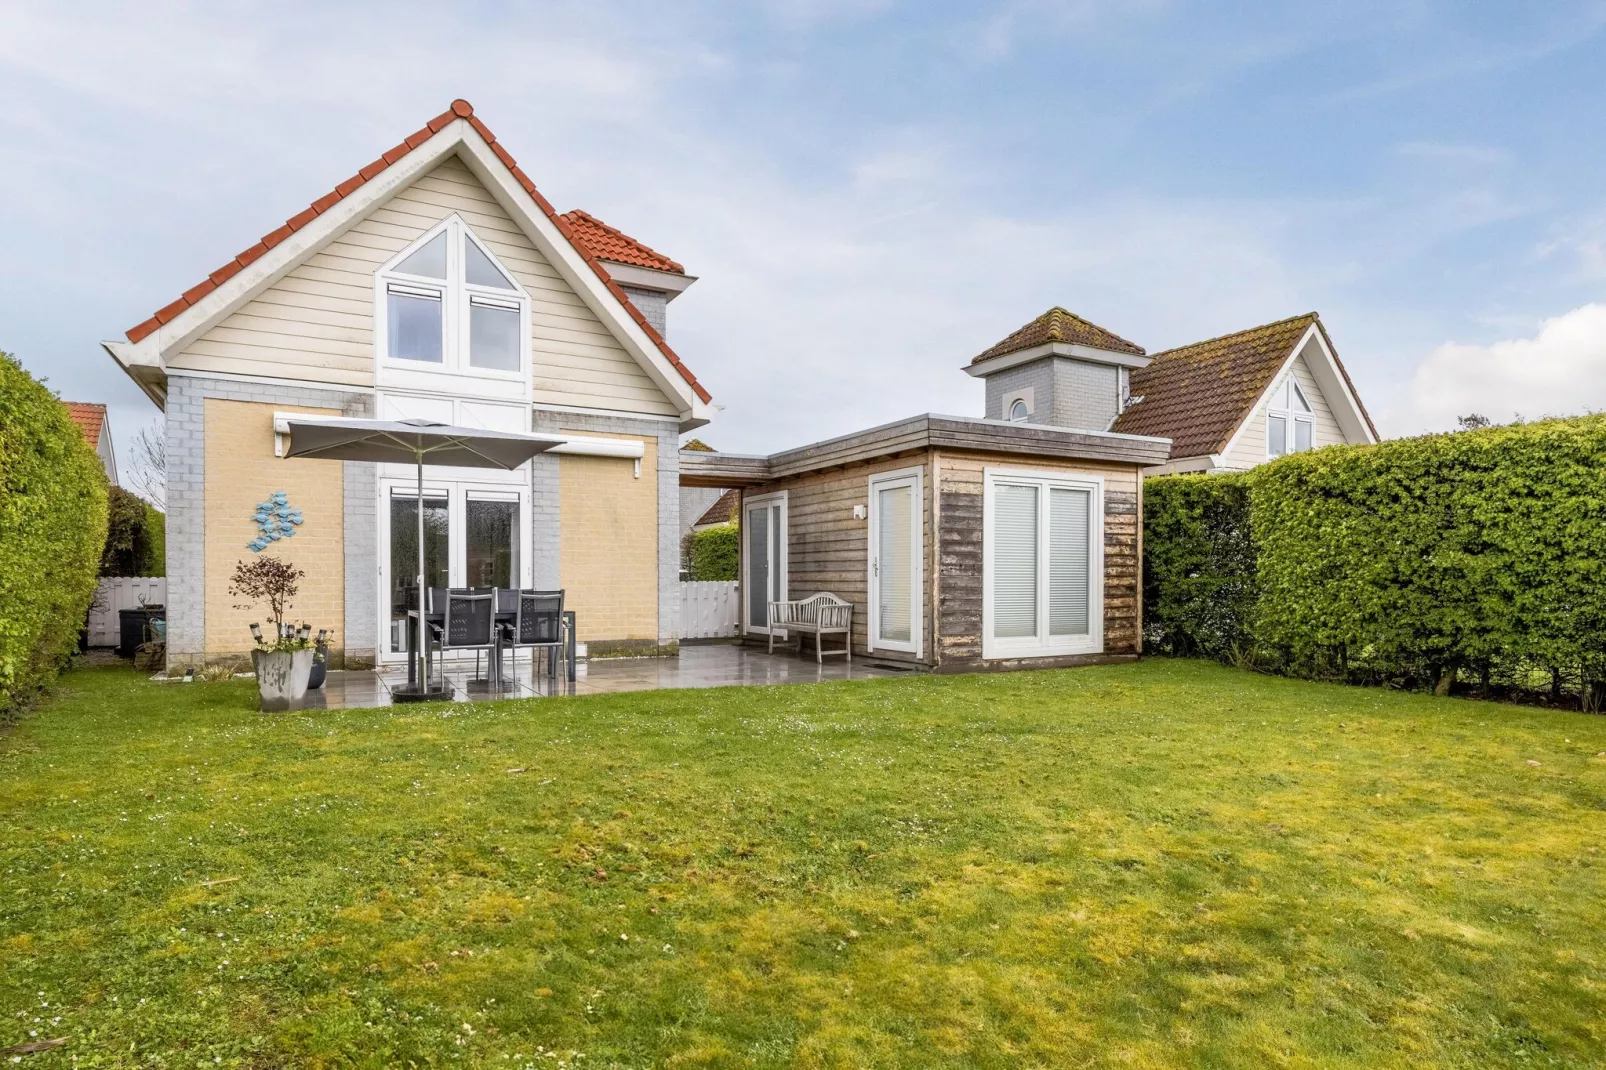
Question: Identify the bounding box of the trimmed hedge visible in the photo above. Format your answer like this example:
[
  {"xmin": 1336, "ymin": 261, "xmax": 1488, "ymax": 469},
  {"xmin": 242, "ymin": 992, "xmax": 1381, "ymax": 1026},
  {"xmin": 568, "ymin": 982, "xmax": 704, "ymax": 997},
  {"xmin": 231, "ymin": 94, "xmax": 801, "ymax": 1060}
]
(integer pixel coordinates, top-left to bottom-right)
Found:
[
  {"xmin": 688, "ymin": 522, "xmax": 739, "ymax": 581},
  {"xmin": 102, "ymin": 485, "xmax": 165, "ymax": 577},
  {"xmin": 0, "ymin": 352, "xmax": 108, "ymax": 719},
  {"xmin": 1143, "ymin": 415, "xmax": 1606, "ymax": 707}
]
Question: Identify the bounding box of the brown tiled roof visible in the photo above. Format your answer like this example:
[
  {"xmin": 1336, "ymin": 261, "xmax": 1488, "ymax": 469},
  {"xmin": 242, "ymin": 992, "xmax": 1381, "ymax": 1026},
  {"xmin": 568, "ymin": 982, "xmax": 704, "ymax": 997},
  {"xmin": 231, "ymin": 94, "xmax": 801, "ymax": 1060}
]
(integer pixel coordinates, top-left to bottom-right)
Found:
[
  {"xmin": 971, "ymin": 307, "xmax": 1145, "ymax": 364},
  {"xmin": 124, "ymin": 100, "xmax": 711, "ymax": 404},
  {"xmin": 694, "ymin": 488, "xmax": 739, "ymax": 528},
  {"xmin": 1111, "ymin": 312, "xmax": 1339, "ymax": 459},
  {"xmin": 63, "ymin": 402, "xmax": 107, "ymax": 446},
  {"xmin": 560, "ymin": 210, "xmax": 684, "ymax": 274},
  {"xmin": 680, "ymin": 438, "xmax": 715, "ymax": 452}
]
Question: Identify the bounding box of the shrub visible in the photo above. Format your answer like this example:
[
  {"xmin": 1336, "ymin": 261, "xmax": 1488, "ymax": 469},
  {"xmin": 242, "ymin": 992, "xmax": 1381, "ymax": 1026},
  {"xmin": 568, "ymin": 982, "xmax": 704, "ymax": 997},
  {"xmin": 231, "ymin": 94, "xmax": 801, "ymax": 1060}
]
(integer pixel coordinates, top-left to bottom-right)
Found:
[
  {"xmin": 1142, "ymin": 415, "xmax": 1606, "ymax": 707},
  {"xmin": 688, "ymin": 522, "xmax": 739, "ymax": 581},
  {"xmin": 1142, "ymin": 474, "xmax": 1256, "ymax": 660},
  {"xmin": 0, "ymin": 352, "xmax": 109, "ymax": 719},
  {"xmin": 101, "ymin": 485, "xmax": 165, "ymax": 577}
]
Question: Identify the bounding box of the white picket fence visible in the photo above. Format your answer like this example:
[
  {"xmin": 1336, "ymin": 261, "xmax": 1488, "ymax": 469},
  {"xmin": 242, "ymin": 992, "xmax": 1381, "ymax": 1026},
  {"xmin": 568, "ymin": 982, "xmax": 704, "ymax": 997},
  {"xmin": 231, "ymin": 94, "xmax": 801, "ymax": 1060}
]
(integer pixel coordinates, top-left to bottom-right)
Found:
[
  {"xmin": 87, "ymin": 577, "xmax": 167, "ymax": 648},
  {"xmin": 679, "ymin": 581, "xmax": 739, "ymax": 639}
]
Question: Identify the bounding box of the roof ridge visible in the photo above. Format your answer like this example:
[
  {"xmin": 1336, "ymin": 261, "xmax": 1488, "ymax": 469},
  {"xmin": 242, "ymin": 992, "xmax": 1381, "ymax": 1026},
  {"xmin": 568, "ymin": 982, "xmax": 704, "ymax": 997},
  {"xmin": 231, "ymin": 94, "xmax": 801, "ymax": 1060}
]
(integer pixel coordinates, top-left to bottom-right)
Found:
[
  {"xmin": 972, "ymin": 305, "xmax": 1146, "ymax": 364},
  {"xmin": 560, "ymin": 209, "xmax": 685, "ymax": 274},
  {"xmin": 124, "ymin": 99, "xmax": 711, "ymax": 405},
  {"xmin": 1147, "ymin": 311, "xmax": 1318, "ymax": 359}
]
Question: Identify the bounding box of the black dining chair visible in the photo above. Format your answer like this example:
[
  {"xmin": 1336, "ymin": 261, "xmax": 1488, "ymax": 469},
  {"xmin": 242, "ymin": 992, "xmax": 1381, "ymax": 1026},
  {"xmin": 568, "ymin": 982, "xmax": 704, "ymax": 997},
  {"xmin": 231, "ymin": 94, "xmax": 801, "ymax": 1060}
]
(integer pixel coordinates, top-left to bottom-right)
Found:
[
  {"xmin": 432, "ymin": 589, "xmax": 498, "ymax": 687},
  {"xmin": 504, "ymin": 589, "xmax": 566, "ymax": 681}
]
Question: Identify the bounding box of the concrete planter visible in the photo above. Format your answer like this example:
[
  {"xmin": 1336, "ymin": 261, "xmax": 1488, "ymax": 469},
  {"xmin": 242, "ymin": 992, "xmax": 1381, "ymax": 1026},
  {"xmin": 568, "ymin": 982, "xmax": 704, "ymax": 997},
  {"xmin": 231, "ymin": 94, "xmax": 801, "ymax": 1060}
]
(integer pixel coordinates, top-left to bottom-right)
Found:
[{"xmin": 252, "ymin": 648, "xmax": 314, "ymax": 711}]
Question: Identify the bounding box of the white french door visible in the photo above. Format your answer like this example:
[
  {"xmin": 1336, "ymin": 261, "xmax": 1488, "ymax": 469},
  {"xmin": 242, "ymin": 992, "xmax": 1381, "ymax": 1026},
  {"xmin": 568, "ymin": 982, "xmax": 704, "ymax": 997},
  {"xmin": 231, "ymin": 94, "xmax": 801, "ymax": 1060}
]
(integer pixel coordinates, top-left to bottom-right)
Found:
[
  {"xmin": 742, "ymin": 491, "xmax": 788, "ymax": 635},
  {"xmin": 377, "ymin": 479, "xmax": 530, "ymax": 661},
  {"xmin": 982, "ymin": 468, "xmax": 1102, "ymax": 659},
  {"xmin": 868, "ymin": 467, "xmax": 922, "ymax": 656}
]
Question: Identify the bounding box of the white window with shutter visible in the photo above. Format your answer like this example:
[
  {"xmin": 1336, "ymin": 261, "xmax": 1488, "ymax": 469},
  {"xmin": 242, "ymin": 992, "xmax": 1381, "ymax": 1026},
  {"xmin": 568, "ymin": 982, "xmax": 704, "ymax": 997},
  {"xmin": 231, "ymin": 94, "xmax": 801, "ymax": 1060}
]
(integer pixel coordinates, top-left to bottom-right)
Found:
[{"xmin": 982, "ymin": 468, "xmax": 1103, "ymax": 659}]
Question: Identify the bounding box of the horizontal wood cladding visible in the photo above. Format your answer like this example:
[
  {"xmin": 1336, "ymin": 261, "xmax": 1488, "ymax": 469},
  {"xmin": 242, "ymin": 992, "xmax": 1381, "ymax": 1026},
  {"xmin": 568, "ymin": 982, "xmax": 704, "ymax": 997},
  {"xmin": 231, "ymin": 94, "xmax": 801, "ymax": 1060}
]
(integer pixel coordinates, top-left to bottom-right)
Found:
[
  {"xmin": 935, "ymin": 452, "xmax": 1143, "ymax": 670},
  {"xmin": 753, "ymin": 454, "xmax": 934, "ymax": 663},
  {"xmin": 169, "ymin": 154, "xmax": 679, "ymax": 417}
]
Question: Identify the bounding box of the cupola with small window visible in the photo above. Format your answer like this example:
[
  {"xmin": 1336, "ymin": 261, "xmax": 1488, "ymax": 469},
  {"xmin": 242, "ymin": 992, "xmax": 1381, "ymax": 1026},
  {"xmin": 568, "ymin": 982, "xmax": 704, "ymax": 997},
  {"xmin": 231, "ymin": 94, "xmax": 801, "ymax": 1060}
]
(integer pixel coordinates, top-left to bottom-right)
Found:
[{"xmin": 376, "ymin": 216, "xmax": 529, "ymax": 390}]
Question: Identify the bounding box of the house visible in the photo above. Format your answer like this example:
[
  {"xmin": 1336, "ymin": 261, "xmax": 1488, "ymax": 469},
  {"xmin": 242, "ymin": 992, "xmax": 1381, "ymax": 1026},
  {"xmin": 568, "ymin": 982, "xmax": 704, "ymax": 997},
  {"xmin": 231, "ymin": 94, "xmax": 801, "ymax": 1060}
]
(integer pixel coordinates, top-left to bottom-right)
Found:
[
  {"xmin": 63, "ymin": 401, "xmax": 118, "ymax": 483},
  {"xmin": 677, "ymin": 438, "xmax": 728, "ymax": 547},
  {"xmin": 967, "ymin": 307, "xmax": 1377, "ymax": 474},
  {"xmin": 690, "ymin": 488, "xmax": 738, "ymax": 532},
  {"xmin": 103, "ymin": 100, "xmax": 713, "ymax": 670}
]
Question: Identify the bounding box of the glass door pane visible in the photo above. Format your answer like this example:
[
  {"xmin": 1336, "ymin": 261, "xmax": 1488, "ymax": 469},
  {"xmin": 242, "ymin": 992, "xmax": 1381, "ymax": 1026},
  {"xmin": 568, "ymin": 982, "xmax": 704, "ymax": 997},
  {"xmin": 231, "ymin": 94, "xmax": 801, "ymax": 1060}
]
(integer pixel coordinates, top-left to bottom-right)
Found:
[
  {"xmin": 992, "ymin": 484, "xmax": 1038, "ymax": 639},
  {"xmin": 877, "ymin": 484, "xmax": 913, "ymax": 643},
  {"xmin": 390, "ymin": 494, "xmax": 449, "ymax": 653},
  {"xmin": 466, "ymin": 498, "xmax": 519, "ymax": 589},
  {"xmin": 1049, "ymin": 487, "xmax": 1090, "ymax": 636},
  {"xmin": 747, "ymin": 503, "xmax": 770, "ymax": 628}
]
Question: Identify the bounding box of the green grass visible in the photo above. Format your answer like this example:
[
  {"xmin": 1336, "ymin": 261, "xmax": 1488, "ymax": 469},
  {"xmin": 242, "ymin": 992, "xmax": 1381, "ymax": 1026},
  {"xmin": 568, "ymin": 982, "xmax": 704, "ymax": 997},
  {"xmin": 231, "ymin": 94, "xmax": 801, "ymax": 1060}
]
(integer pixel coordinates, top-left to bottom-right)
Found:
[{"xmin": 2, "ymin": 662, "xmax": 1604, "ymax": 1068}]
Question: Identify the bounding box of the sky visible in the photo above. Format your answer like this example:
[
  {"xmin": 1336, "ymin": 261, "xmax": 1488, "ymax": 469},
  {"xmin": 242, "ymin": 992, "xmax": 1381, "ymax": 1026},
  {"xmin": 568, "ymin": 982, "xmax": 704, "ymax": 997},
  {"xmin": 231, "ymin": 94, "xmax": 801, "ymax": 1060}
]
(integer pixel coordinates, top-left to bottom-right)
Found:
[{"xmin": 3, "ymin": 0, "xmax": 1606, "ymax": 466}]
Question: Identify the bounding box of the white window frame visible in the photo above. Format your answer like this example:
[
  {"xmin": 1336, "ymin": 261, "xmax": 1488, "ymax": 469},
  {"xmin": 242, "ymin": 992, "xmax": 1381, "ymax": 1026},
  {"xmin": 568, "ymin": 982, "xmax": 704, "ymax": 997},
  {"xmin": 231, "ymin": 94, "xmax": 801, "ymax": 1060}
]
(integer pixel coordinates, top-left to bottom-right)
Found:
[
  {"xmin": 867, "ymin": 466, "xmax": 924, "ymax": 657},
  {"xmin": 1266, "ymin": 375, "xmax": 1315, "ymax": 458},
  {"xmin": 981, "ymin": 467, "xmax": 1104, "ymax": 660},
  {"xmin": 373, "ymin": 214, "xmax": 531, "ymax": 384},
  {"xmin": 741, "ymin": 490, "xmax": 789, "ymax": 637},
  {"xmin": 1002, "ymin": 386, "xmax": 1034, "ymax": 423}
]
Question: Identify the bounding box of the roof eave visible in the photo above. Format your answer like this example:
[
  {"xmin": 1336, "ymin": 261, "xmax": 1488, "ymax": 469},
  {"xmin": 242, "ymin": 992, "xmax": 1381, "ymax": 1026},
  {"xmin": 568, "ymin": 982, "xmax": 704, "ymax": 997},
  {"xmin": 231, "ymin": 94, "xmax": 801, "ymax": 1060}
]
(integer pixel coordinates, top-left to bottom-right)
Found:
[{"xmin": 965, "ymin": 341, "xmax": 1152, "ymax": 377}]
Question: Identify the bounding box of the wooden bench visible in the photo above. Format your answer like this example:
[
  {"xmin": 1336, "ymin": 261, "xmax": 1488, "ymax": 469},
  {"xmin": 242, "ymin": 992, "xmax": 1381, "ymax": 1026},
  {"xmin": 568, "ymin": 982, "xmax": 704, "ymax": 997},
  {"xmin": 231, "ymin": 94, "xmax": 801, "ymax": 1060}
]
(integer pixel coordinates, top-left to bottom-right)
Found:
[{"xmin": 768, "ymin": 592, "xmax": 853, "ymax": 663}]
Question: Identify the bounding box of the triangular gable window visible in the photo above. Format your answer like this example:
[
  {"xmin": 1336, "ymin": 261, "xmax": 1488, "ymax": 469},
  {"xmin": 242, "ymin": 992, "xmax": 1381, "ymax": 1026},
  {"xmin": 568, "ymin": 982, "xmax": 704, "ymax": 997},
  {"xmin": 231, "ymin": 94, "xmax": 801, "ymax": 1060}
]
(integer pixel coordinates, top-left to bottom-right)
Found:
[
  {"xmin": 1267, "ymin": 374, "xmax": 1315, "ymax": 458},
  {"xmin": 378, "ymin": 217, "xmax": 528, "ymax": 378},
  {"xmin": 395, "ymin": 232, "xmax": 447, "ymax": 279},
  {"xmin": 464, "ymin": 234, "xmax": 515, "ymax": 290}
]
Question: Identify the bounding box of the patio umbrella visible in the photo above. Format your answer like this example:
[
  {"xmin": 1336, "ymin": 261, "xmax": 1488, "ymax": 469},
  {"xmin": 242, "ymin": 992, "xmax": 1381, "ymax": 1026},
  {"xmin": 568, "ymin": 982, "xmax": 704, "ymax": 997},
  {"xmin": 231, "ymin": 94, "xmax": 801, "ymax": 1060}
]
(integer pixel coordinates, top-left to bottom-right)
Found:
[{"xmin": 280, "ymin": 416, "xmax": 567, "ymax": 699}]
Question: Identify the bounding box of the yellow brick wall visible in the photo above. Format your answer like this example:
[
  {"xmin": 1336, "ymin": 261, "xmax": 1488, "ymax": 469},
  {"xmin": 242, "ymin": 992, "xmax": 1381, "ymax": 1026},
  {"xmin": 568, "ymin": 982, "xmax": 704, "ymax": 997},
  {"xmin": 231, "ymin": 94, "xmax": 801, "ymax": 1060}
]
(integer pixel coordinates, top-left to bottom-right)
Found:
[
  {"xmin": 558, "ymin": 433, "xmax": 658, "ymax": 642},
  {"xmin": 203, "ymin": 400, "xmax": 345, "ymax": 660}
]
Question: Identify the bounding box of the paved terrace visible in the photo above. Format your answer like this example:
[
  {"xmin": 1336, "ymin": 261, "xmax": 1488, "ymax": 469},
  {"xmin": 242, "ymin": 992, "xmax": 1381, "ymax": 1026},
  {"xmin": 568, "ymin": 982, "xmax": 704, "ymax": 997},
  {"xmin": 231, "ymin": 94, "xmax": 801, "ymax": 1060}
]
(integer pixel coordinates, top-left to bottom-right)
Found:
[{"xmin": 301, "ymin": 641, "xmax": 911, "ymax": 710}]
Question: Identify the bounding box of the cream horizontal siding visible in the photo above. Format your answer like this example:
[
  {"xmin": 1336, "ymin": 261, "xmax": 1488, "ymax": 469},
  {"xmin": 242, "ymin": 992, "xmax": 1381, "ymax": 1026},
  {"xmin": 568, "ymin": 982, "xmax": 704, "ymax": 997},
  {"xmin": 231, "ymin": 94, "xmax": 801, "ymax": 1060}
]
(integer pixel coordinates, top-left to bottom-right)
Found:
[
  {"xmin": 168, "ymin": 154, "xmax": 681, "ymax": 417},
  {"xmin": 1219, "ymin": 352, "xmax": 1349, "ymax": 471}
]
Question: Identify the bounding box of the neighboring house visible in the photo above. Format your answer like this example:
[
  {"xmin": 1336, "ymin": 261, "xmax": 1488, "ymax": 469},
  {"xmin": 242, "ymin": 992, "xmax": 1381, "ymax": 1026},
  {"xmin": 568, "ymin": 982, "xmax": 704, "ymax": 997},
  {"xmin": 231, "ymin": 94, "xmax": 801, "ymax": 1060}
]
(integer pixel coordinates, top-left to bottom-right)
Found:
[
  {"xmin": 967, "ymin": 308, "xmax": 1377, "ymax": 474},
  {"xmin": 690, "ymin": 488, "xmax": 738, "ymax": 532},
  {"xmin": 63, "ymin": 401, "xmax": 118, "ymax": 483},
  {"xmin": 103, "ymin": 100, "xmax": 713, "ymax": 670},
  {"xmin": 677, "ymin": 438, "xmax": 726, "ymax": 547}
]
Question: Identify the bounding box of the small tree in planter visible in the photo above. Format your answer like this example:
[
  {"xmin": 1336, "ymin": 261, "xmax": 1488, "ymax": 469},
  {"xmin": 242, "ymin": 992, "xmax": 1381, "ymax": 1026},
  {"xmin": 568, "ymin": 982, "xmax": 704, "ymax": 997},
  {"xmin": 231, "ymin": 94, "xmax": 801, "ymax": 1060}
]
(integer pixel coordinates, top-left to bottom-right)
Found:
[{"xmin": 230, "ymin": 557, "xmax": 315, "ymax": 710}]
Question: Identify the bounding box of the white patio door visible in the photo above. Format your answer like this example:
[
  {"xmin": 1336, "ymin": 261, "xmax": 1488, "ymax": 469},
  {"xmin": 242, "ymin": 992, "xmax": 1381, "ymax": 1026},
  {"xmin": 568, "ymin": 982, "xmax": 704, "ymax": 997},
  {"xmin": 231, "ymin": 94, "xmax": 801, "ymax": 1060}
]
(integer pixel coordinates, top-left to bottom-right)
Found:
[
  {"xmin": 743, "ymin": 491, "xmax": 787, "ymax": 635},
  {"xmin": 982, "ymin": 468, "xmax": 1103, "ymax": 660},
  {"xmin": 868, "ymin": 468, "xmax": 922, "ymax": 656},
  {"xmin": 378, "ymin": 479, "xmax": 529, "ymax": 661}
]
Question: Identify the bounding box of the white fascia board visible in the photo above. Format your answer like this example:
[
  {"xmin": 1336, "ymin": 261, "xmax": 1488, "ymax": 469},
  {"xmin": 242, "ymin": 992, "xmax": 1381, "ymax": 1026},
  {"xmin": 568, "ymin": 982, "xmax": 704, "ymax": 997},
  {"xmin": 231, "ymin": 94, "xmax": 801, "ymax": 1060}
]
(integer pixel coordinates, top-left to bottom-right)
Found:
[
  {"xmin": 102, "ymin": 340, "xmax": 168, "ymax": 409},
  {"xmin": 1298, "ymin": 325, "xmax": 1378, "ymax": 444},
  {"xmin": 600, "ymin": 260, "xmax": 698, "ymax": 300},
  {"xmin": 963, "ymin": 341, "xmax": 1151, "ymax": 377},
  {"xmin": 452, "ymin": 129, "xmax": 712, "ymax": 425},
  {"xmin": 119, "ymin": 127, "xmax": 466, "ymax": 369}
]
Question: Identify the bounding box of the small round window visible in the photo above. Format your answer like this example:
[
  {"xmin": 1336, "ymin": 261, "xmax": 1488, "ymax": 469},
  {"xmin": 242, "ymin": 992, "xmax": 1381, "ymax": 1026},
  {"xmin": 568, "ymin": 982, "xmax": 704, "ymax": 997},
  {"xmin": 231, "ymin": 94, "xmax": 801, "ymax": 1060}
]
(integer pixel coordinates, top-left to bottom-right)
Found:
[{"xmin": 1009, "ymin": 399, "xmax": 1029, "ymax": 422}]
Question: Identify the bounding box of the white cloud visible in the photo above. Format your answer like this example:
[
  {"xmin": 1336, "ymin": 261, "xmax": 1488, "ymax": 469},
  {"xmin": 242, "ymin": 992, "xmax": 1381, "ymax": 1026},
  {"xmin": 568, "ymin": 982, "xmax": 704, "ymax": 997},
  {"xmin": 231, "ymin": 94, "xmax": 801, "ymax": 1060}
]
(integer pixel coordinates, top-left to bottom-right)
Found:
[{"xmin": 1395, "ymin": 303, "xmax": 1606, "ymax": 432}]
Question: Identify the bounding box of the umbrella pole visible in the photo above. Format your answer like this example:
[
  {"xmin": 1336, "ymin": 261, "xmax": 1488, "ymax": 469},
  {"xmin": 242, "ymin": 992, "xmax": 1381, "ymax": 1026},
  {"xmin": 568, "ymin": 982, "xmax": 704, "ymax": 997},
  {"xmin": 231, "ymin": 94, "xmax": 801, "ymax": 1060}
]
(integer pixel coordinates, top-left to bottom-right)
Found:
[{"xmin": 416, "ymin": 451, "xmax": 428, "ymax": 692}]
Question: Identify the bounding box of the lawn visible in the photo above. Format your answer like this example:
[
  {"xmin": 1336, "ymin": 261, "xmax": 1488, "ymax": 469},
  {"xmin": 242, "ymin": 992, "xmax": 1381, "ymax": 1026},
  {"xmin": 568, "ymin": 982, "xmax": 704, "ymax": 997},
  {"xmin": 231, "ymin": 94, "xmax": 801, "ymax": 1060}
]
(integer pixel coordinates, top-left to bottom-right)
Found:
[{"xmin": 2, "ymin": 662, "xmax": 1603, "ymax": 1068}]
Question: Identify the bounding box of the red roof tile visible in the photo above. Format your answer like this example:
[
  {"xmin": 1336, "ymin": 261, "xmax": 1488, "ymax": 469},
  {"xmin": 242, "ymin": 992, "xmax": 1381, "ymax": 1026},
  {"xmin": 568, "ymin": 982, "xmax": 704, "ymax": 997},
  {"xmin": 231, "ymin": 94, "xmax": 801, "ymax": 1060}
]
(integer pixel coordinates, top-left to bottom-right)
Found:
[
  {"xmin": 972, "ymin": 307, "xmax": 1146, "ymax": 364},
  {"xmin": 125, "ymin": 100, "xmax": 711, "ymax": 405},
  {"xmin": 63, "ymin": 402, "xmax": 107, "ymax": 447},
  {"xmin": 559, "ymin": 210, "xmax": 685, "ymax": 274}
]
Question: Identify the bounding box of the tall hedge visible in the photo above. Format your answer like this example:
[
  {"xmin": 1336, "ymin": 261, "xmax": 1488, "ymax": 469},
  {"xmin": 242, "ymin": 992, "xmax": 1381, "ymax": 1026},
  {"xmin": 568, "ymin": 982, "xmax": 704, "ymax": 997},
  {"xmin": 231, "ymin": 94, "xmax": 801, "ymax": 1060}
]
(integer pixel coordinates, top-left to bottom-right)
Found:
[
  {"xmin": 1142, "ymin": 474, "xmax": 1256, "ymax": 660},
  {"xmin": 0, "ymin": 353, "xmax": 108, "ymax": 719},
  {"xmin": 688, "ymin": 522, "xmax": 739, "ymax": 581},
  {"xmin": 1142, "ymin": 415, "xmax": 1606, "ymax": 706},
  {"xmin": 102, "ymin": 485, "xmax": 165, "ymax": 577}
]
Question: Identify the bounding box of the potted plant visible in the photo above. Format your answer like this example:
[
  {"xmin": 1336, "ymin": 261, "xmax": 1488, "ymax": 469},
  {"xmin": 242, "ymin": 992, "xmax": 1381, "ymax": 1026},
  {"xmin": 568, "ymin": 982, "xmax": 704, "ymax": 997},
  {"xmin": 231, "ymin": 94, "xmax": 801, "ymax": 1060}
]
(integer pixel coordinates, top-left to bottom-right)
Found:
[
  {"xmin": 230, "ymin": 558, "xmax": 314, "ymax": 711},
  {"xmin": 308, "ymin": 629, "xmax": 332, "ymax": 690}
]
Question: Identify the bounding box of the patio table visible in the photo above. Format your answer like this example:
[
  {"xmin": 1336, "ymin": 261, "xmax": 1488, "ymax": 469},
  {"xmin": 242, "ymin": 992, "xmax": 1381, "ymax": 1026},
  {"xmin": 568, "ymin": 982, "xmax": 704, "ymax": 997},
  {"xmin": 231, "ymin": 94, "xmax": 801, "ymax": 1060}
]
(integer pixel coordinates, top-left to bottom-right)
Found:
[{"xmin": 404, "ymin": 607, "xmax": 577, "ymax": 688}]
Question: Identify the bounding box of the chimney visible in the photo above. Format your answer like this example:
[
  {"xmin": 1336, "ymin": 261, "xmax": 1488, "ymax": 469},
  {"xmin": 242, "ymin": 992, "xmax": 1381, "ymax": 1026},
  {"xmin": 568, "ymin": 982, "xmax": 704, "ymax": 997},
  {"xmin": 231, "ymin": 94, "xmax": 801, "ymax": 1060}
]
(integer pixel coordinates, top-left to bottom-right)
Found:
[{"xmin": 964, "ymin": 307, "xmax": 1149, "ymax": 431}]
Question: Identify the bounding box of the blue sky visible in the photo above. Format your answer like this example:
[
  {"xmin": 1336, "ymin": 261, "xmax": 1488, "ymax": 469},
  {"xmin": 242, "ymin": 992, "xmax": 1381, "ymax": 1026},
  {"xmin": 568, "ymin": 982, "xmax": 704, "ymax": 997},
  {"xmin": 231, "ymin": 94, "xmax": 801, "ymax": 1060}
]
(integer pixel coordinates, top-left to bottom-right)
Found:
[{"xmin": 3, "ymin": 0, "xmax": 1605, "ymax": 465}]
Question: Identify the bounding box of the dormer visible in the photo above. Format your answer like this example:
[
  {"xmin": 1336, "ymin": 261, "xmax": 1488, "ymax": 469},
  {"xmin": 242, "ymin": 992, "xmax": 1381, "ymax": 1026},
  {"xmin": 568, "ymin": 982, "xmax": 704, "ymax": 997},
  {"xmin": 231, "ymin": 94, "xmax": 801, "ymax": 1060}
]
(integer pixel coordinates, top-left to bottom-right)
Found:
[
  {"xmin": 965, "ymin": 307, "xmax": 1150, "ymax": 431},
  {"xmin": 560, "ymin": 210, "xmax": 695, "ymax": 337}
]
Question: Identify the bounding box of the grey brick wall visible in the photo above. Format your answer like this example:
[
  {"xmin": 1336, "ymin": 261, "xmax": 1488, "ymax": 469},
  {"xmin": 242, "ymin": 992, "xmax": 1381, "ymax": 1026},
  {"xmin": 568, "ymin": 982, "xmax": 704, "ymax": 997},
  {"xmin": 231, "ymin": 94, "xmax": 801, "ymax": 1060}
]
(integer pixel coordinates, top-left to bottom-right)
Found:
[
  {"xmin": 618, "ymin": 286, "xmax": 669, "ymax": 336},
  {"xmin": 981, "ymin": 356, "xmax": 1122, "ymax": 431},
  {"xmin": 163, "ymin": 374, "xmax": 374, "ymax": 670},
  {"xmin": 532, "ymin": 409, "xmax": 682, "ymax": 647}
]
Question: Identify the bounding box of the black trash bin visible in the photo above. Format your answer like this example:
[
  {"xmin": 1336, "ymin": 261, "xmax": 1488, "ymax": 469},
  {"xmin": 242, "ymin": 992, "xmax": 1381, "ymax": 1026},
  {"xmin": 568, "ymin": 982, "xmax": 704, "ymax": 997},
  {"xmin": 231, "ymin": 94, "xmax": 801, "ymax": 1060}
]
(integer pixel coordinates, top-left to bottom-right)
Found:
[{"xmin": 118, "ymin": 606, "xmax": 166, "ymax": 659}]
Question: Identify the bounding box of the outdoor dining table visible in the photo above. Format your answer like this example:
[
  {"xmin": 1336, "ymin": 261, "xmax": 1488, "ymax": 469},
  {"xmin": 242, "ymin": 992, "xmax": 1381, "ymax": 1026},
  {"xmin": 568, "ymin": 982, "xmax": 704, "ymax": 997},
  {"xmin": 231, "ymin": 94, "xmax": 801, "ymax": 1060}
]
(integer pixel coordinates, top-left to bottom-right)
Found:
[{"xmin": 404, "ymin": 604, "xmax": 577, "ymax": 690}]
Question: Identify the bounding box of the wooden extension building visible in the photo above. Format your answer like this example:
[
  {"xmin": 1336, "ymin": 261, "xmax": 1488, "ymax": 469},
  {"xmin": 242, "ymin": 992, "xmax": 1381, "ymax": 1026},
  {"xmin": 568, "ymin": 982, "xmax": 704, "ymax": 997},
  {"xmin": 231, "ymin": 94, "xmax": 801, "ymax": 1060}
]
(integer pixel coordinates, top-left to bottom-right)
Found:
[{"xmin": 682, "ymin": 415, "xmax": 1171, "ymax": 673}]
